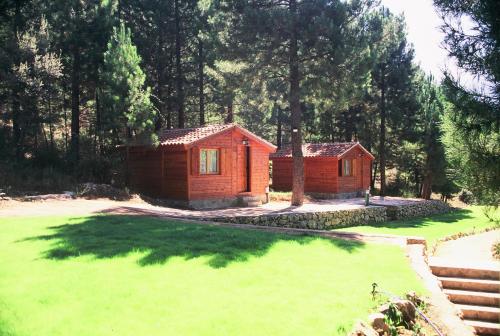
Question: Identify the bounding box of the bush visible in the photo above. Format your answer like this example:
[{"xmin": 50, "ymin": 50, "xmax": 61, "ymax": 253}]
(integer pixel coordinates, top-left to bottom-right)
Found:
[
  {"xmin": 492, "ymin": 241, "xmax": 500, "ymax": 260},
  {"xmin": 458, "ymin": 189, "xmax": 475, "ymax": 204}
]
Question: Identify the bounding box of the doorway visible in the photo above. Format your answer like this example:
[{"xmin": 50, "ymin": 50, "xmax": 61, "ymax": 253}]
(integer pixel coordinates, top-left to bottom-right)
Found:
[{"xmin": 238, "ymin": 145, "xmax": 251, "ymax": 192}]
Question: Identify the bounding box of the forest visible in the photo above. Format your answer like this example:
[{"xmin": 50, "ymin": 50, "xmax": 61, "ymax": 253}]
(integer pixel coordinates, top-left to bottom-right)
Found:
[{"xmin": 0, "ymin": 0, "xmax": 498, "ymax": 206}]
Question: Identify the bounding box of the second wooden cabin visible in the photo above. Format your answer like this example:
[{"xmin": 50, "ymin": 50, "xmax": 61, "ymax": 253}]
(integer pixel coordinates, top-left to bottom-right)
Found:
[{"xmin": 270, "ymin": 142, "xmax": 374, "ymax": 198}]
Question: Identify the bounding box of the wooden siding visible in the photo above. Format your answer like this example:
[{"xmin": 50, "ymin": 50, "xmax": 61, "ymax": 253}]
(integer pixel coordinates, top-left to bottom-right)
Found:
[
  {"xmin": 337, "ymin": 146, "xmax": 371, "ymax": 193},
  {"xmin": 128, "ymin": 147, "xmax": 164, "ymax": 197},
  {"xmin": 128, "ymin": 127, "xmax": 273, "ymax": 201},
  {"xmin": 128, "ymin": 147, "xmax": 189, "ymax": 199},
  {"xmin": 189, "ymin": 128, "xmax": 271, "ymax": 200}
]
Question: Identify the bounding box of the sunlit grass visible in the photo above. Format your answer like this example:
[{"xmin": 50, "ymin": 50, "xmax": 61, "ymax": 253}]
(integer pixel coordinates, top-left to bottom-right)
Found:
[
  {"xmin": 336, "ymin": 206, "xmax": 499, "ymax": 245},
  {"xmin": 0, "ymin": 215, "xmax": 425, "ymax": 336}
]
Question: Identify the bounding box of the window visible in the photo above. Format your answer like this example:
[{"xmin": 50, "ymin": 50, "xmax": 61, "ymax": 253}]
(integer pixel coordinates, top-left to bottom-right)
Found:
[
  {"xmin": 200, "ymin": 149, "xmax": 219, "ymax": 174},
  {"xmin": 343, "ymin": 159, "xmax": 352, "ymax": 176}
]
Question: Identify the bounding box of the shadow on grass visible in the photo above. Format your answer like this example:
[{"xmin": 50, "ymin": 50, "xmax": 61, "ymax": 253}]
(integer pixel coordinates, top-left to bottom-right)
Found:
[
  {"xmin": 26, "ymin": 215, "xmax": 365, "ymax": 268},
  {"xmin": 360, "ymin": 208, "xmax": 474, "ymax": 229}
]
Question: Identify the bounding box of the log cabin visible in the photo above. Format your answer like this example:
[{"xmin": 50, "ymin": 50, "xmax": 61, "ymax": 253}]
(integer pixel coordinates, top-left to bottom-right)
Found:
[
  {"xmin": 270, "ymin": 142, "xmax": 374, "ymax": 198},
  {"xmin": 127, "ymin": 123, "xmax": 276, "ymax": 209}
]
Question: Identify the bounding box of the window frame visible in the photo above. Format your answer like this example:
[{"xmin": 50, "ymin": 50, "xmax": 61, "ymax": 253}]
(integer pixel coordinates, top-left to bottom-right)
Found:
[
  {"xmin": 343, "ymin": 159, "xmax": 352, "ymax": 177},
  {"xmin": 199, "ymin": 148, "xmax": 220, "ymax": 175}
]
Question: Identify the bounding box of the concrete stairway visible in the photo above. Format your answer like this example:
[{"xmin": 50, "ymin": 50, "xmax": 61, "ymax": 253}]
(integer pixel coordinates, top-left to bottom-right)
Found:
[
  {"xmin": 429, "ymin": 260, "xmax": 500, "ymax": 336},
  {"xmin": 238, "ymin": 195, "xmax": 262, "ymax": 207}
]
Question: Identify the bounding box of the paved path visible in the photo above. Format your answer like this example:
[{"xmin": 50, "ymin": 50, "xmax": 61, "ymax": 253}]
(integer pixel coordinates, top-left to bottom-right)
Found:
[
  {"xmin": 433, "ymin": 230, "xmax": 500, "ymax": 268},
  {"xmin": 0, "ymin": 196, "xmax": 428, "ymax": 218}
]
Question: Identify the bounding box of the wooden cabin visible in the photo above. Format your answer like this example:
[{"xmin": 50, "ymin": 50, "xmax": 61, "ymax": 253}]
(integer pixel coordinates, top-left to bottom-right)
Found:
[
  {"xmin": 127, "ymin": 123, "xmax": 276, "ymax": 209},
  {"xmin": 270, "ymin": 142, "xmax": 374, "ymax": 198}
]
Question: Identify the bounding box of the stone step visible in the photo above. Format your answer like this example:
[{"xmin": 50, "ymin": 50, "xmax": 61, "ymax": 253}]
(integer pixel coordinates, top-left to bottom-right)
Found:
[
  {"xmin": 456, "ymin": 304, "xmax": 500, "ymax": 323},
  {"xmin": 429, "ymin": 262, "xmax": 500, "ymax": 280},
  {"xmin": 438, "ymin": 277, "xmax": 500, "ymax": 293},
  {"xmin": 245, "ymin": 200, "xmax": 262, "ymax": 207},
  {"xmin": 444, "ymin": 289, "xmax": 500, "ymax": 307},
  {"xmin": 464, "ymin": 319, "xmax": 500, "ymax": 336},
  {"xmin": 240, "ymin": 195, "xmax": 261, "ymax": 202}
]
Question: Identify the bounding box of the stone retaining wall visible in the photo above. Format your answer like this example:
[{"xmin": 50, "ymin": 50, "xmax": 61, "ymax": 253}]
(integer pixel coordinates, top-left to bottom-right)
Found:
[
  {"xmin": 206, "ymin": 199, "xmax": 453, "ymax": 230},
  {"xmin": 209, "ymin": 206, "xmax": 388, "ymax": 229},
  {"xmin": 380, "ymin": 200, "xmax": 452, "ymax": 220}
]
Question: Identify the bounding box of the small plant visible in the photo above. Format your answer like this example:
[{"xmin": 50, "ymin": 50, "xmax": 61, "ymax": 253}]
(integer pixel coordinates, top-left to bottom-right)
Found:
[
  {"xmin": 492, "ymin": 241, "xmax": 500, "ymax": 260},
  {"xmin": 384, "ymin": 302, "xmax": 403, "ymax": 336}
]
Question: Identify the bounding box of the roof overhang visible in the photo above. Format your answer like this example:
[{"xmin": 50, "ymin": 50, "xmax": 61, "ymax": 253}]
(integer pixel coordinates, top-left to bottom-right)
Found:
[{"xmin": 338, "ymin": 143, "xmax": 375, "ymax": 160}]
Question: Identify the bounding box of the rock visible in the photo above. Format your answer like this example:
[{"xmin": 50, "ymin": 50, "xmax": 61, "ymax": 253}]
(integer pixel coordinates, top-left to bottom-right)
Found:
[
  {"xmin": 393, "ymin": 300, "xmax": 416, "ymax": 324},
  {"xmin": 349, "ymin": 321, "xmax": 379, "ymax": 336},
  {"xmin": 368, "ymin": 312, "xmax": 389, "ymax": 334},
  {"xmin": 77, "ymin": 183, "xmax": 130, "ymax": 200},
  {"xmin": 406, "ymin": 291, "xmax": 424, "ymax": 307}
]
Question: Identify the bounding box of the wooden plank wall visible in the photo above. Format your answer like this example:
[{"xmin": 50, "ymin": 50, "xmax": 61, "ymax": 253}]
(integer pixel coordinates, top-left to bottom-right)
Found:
[
  {"xmin": 128, "ymin": 148, "xmax": 163, "ymax": 197},
  {"xmin": 337, "ymin": 147, "xmax": 371, "ymax": 193},
  {"xmin": 189, "ymin": 130, "xmax": 234, "ymax": 200},
  {"xmin": 163, "ymin": 150, "xmax": 189, "ymax": 199},
  {"xmin": 189, "ymin": 129, "xmax": 271, "ymax": 200}
]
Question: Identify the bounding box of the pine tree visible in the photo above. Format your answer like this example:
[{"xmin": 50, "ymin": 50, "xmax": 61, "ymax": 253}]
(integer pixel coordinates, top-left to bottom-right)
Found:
[
  {"xmin": 434, "ymin": 0, "xmax": 500, "ymax": 205},
  {"xmin": 100, "ymin": 23, "xmax": 157, "ymax": 148}
]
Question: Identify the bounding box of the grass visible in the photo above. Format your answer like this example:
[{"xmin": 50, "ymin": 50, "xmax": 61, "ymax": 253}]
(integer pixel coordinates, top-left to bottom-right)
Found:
[
  {"xmin": 0, "ymin": 215, "xmax": 425, "ymax": 336},
  {"xmin": 335, "ymin": 206, "xmax": 499, "ymax": 245}
]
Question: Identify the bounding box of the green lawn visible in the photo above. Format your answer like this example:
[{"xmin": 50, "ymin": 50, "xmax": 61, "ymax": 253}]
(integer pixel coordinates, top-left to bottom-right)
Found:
[
  {"xmin": 336, "ymin": 206, "xmax": 499, "ymax": 245},
  {"xmin": 0, "ymin": 215, "xmax": 424, "ymax": 336}
]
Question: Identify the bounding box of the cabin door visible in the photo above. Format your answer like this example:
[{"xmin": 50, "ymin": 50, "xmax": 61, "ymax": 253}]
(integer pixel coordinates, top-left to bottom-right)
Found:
[{"xmin": 238, "ymin": 145, "xmax": 250, "ymax": 192}]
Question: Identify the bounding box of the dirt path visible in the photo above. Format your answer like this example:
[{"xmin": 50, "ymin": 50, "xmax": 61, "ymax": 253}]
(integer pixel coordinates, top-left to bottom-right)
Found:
[
  {"xmin": 434, "ymin": 229, "xmax": 500, "ymax": 266},
  {"xmin": 0, "ymin": 198, "xmax": 409, "ymax": 245}
]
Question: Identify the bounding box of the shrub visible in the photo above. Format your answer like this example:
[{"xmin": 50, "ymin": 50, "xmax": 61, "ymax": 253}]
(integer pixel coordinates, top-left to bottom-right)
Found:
[
  {"xmin": 492, "ymin": 241, "xmax": 500, "ymax": 260},
  {"xmin": 458, "ymin": 189, "xmax": 475, "ymax": 204}
]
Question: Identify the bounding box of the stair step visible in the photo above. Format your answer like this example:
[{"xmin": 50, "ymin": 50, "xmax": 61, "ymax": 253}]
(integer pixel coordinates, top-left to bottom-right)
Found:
[
  {"xmin": 429, "ymin": 262, "xmax": 500, "ymax": 280},
  {"xmin": 240, "ymin": 196, "xmax": 261, "ymax": 202},
  {"xmin": 444, "ymin": 289, "xmax": 500, "ymax": 307},
  {"xmin": 456, "ymin": 304, "xmax": 500, "ymax": 323},
  {"xmin": 464, "ymin": 319, "xmax": 500, "ymax": 336},
  {"xmin": 245, "ymin": 201, "xmax": 262, "ymax": 207},
  {"xmin": 439, "ymin": 277, "xmax": 500, "ymax": 293}
]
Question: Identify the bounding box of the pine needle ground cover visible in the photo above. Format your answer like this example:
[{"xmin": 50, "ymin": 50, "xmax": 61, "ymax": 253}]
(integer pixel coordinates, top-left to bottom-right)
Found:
[
  {"xmin": 0, "ymin": 215, "xmax": 424, "ymax": 336},
  {"xmin": 336, "ymin": 206, "xmax": 499, "ymax": 245}
]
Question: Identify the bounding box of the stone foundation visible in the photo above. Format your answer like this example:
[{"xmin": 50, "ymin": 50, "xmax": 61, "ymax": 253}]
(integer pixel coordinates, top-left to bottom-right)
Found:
[
  {"xmin": 209, "ymin": 206, "xmax": 388, "ymax": 229},
  {"xmin": 307, "ymin": 191, "xmax": 363, "ymax": 200},
  {"xmin": 149, "ymin": 193, "xmax": 269, "ymax": 210}
]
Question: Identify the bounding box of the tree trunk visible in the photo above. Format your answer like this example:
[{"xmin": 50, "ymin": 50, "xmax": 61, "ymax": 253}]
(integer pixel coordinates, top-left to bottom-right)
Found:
[
  {"xmin": 70, "ymin": 44, "xmax": 81, "ymax": 164},
  {"xmin": 378, "ymin": 64, "xmax": 387, "ymax": 196},
  {"xmin": 198, "ymin": 39, "xmax": 205, "ymax": 126},
  {"xmin": 166, "ymin": 82, "xmax": 173, "ymax": 129},
  {"xmin": 174, "ymin": 0, "xmax": 184, "ymax": 128},
  {"xmin": 225, "ymin": 98, "xmax": 233, "ymax": 124},
  {"xmin": 421, "ymin": 153, "xmax": 433, "ymax": 199},
  {"xmin": 12, "ymin": 0, "xmax": 21, "ymax": 160},
  {"xmin": 289, "ymin": 0, "xmax": 304, "ymax": 206},
  {"xmin": 154, "ymin": 24, "xmax": 164, "ymax": 131},
  {"xmin": 371, "ymin": 161, "xmax": 377, "ymax": 190},
  {"xmin": 276, "ymin": 104, "xmax": 282, "ymax": 149}
]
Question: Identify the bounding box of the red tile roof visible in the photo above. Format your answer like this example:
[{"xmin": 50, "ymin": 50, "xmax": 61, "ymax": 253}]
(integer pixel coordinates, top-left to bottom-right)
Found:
[
  {"xmin": 270, "ymin": 142, "xmax": 372, "ymax": 158},
  {"xmin": 158, "ymin": 123, "xmax": 276, "ymax": 150},
  {"xmin": 159, "ymin": 124, "xmax": 234, "ymax": 145}
]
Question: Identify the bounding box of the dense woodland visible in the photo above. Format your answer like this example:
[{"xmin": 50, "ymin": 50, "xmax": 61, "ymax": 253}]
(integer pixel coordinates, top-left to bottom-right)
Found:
[{"xmin": 0, "ymin": 0, "xmax": 498, "ymax": 205}]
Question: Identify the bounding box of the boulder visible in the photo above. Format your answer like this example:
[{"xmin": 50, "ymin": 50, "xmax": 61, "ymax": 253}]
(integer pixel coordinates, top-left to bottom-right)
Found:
[
  {"xmin": 368, "ymin": 312, "xmax": 389, "ymax": 334},
  {"xmin": 349, "ymin": 321, "xmax": 379, "ymax": 336},
  {"xmin": 380, "ymin": 299, "xmax": 416, "ymax": 325}
]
